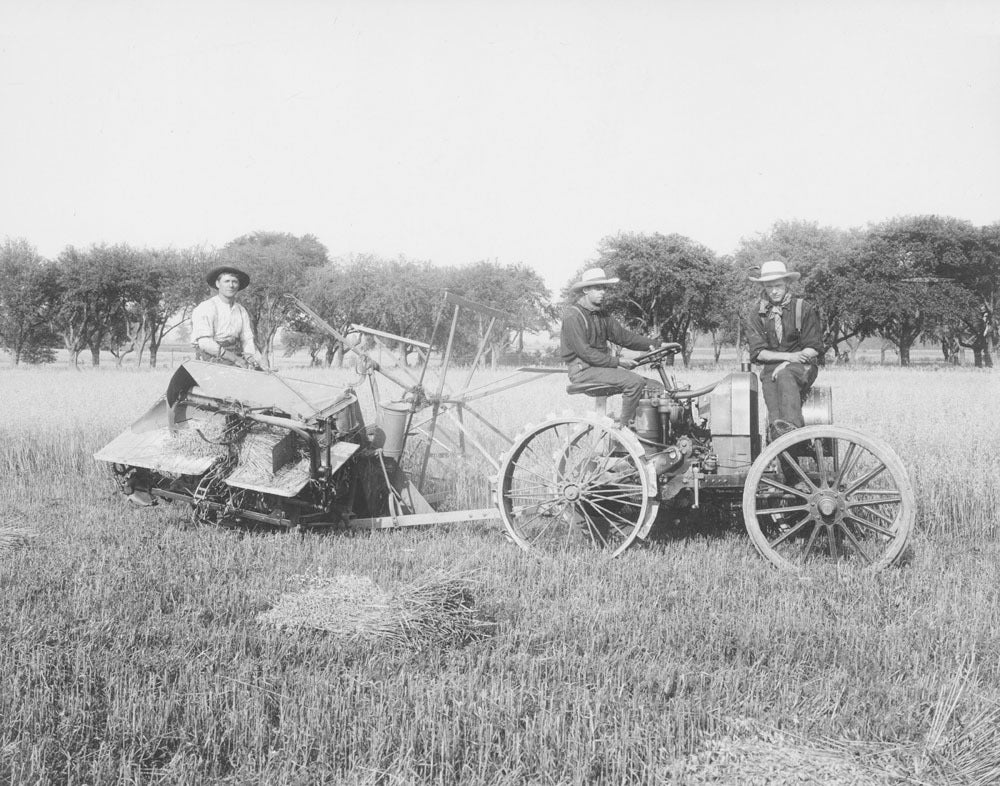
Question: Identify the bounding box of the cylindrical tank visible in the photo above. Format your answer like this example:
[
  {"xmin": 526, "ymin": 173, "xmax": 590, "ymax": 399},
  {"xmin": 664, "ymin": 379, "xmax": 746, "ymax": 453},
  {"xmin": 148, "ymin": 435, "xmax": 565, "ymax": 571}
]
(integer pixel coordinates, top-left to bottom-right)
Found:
[
  {"xmin": 634, "ymin": 399, "xmax": 660, "ymax": 442},
  {"xmin": 378, "ymin": 401, "xmax": 411, "ymax": 460}
]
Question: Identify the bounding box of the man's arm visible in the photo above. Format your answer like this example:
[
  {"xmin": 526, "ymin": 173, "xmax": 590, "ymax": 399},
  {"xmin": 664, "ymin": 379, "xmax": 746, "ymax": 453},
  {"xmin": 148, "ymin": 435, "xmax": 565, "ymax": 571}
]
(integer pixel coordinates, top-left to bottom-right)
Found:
[
  {"xmin": 607, "ymin": 319, "xmax": 658, "ymax": 353},
  {"xmin": 237, "ymin": 305, "xmax": 264, "ymax": 367},
  {"xmin": 798, "ymin": 301, "xmax": 823, "ymax": 357},
  {"xmin": 562, "ymin": 309, "xmax": 618, "ymax": 368}
]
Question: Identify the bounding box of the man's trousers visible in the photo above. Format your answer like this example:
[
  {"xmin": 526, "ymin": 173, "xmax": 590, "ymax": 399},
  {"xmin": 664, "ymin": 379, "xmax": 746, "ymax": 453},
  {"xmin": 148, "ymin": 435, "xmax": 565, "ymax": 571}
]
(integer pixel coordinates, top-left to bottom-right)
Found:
[
  {"xmin": 567, "ymin": 362, "xmax": 664, "ymax": 426},
  {"xmin": 759, "ymin": 361, "xmax": 818, "ymax": 431}
]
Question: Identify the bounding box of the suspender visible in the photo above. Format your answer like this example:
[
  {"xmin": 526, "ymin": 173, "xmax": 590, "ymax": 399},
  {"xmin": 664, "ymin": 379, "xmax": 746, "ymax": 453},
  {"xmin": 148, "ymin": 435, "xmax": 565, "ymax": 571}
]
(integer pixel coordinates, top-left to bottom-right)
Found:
[{"xmin": 794, "ymin": 298, "xmax": 803, "ymax": 332}]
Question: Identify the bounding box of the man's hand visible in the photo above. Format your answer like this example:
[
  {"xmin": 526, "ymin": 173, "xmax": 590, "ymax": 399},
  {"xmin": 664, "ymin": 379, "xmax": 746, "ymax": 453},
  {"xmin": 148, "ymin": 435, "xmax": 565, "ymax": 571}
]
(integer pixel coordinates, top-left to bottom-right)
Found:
[
  {"xmin": 233, "ymin": 356, "xmax": 250, "ymax": 369},
  {"xmin": 789, "ymin": 350, "xmax": 813, "ymax": 364},
  {"xmin": 618, "ymin": 357, "xmax": 638, "ymax": 370}
]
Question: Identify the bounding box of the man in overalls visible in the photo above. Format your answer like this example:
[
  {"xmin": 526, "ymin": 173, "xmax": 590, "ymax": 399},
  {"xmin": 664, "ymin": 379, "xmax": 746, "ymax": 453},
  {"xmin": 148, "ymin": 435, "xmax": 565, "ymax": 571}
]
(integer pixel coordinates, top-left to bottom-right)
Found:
[
  {"xmin": 744, "ymin": 260, "xmax": 822, "ymax": 440},
  {"xmin": 560, "ymin": 267, "xmax": 665, "ymax": 427}
]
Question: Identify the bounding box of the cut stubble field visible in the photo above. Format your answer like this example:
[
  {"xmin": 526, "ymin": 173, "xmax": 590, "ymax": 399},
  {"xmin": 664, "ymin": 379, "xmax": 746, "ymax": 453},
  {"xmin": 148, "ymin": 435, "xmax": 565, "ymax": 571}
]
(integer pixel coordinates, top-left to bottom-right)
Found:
[{"xmin": 1, "ymin": 363, "xmax": 999, "ymax": 785}]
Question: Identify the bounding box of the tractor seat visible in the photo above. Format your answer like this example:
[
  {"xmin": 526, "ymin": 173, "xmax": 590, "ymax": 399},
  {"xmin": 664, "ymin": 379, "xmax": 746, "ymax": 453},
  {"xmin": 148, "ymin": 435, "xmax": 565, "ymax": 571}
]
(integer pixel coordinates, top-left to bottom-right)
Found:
[{"xmin": 566, "ymin": 383, "xmax": 621, "ymax": 398}]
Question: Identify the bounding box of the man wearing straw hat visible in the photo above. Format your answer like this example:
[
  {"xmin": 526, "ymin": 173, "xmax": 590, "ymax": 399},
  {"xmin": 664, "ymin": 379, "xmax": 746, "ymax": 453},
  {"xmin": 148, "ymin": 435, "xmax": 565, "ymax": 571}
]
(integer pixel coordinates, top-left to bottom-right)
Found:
[
  {"xmin": 191, "ymin": 265, "xmax": 265, "ymax": 370},
  {"xmin": 560, "ymin": 267, "xmax": 666, "ymax": 427},
  {"xmin": 744, "ymin": 260, "xmax": 822, "ymax": 439}
]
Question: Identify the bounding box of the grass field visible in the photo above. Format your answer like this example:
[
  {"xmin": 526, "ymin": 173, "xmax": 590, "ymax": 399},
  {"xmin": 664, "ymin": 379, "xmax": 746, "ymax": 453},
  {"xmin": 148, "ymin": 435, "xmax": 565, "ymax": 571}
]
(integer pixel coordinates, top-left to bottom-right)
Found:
[{"xmin": 1, "ymin": 363, "xmax": 999, "ymax": 784}]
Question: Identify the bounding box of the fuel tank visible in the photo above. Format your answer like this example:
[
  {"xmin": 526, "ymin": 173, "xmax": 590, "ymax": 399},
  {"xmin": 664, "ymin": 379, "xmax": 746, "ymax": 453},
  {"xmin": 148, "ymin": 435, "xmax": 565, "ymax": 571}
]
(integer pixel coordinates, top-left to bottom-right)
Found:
[{"xmin": 699, "ymin": 372, "xmax": 760, "ymax": 475}]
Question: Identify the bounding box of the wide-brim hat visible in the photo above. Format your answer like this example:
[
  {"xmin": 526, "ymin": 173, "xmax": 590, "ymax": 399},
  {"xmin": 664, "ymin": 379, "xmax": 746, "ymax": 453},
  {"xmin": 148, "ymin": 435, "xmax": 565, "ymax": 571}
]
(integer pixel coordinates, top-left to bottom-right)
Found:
[
  {"xmin": 206, "ymin": 266, "xmax": 250, "ymax": 291},
  {"xmin": 749, "ymin": 260, "xmax": 800, "ymax": 283},
  {"xmin": 571, "ymin": 267, "xmax": 620, "ymax": 291}
]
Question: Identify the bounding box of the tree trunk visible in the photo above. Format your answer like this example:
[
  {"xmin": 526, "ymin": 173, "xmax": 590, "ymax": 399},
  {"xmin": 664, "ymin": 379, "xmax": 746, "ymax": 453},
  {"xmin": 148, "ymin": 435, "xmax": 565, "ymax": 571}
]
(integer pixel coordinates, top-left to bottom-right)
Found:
[
  {"xmin": 90, "ymin": 346, "xmax": 101, "ymax": 367},
  {"xmin": 898, "ymin": 343, "xmax": 910, "ymax": 367},
  {"xmin": 149, "ymin": 346, "xmax": 159, "ymax": 368}
]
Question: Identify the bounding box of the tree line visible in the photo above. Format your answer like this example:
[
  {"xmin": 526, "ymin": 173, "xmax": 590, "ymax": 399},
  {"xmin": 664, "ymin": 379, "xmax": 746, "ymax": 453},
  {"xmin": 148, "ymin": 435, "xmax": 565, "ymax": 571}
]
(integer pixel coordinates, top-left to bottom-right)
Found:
[
  {"xmin": 1, "ymin": 215, "xmax": 998, "ymax": 369},
  {"xmin": 0, "ymin": 231, "xmax": 553, "ymax": 368}
]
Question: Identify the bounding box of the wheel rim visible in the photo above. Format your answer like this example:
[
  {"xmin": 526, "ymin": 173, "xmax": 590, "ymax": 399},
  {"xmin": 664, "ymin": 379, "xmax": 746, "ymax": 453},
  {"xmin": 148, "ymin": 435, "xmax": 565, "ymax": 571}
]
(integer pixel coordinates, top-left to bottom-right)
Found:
[
  {"xmin": 498, "ymin": 417, "xmax": 657, "ymax": 556},
  {"xmin": 743, "ymin": 425, "xmax": 914, "ymax": 571}
]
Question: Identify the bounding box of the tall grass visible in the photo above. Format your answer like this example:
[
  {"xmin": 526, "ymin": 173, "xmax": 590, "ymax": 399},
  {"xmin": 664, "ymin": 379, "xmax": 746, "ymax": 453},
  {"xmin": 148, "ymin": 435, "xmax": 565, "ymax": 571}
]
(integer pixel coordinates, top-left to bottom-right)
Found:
[{"xmin": 1, "ymin": 363, "xmax": 999, "ymax": 783}]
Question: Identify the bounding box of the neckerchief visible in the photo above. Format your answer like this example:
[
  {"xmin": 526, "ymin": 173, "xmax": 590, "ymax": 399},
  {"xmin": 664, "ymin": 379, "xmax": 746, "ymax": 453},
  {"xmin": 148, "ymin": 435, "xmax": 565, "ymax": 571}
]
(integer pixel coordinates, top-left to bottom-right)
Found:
[{"xmin": 759, "ymin": 292, "xmax": 792, "ymax": 343}]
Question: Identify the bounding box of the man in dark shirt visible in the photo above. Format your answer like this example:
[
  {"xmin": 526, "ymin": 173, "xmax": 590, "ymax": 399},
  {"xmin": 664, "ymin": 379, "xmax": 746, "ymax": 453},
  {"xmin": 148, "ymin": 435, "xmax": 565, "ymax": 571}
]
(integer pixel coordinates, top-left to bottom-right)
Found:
[
  {"xmin": 744, "ymin": 260, "xmax": 823, "ymax": 439},
  {"xmin": 560, "ymin": 267, "xmax": 665, "ymax": 427}
]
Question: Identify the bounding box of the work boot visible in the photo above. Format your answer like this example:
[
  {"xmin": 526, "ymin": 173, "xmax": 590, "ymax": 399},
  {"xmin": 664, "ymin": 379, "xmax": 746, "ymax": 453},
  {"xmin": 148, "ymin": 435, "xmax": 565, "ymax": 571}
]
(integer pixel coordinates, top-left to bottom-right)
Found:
[{"xmin": 769, "ymin": 419, "xmax": 797, "ymax": 442}]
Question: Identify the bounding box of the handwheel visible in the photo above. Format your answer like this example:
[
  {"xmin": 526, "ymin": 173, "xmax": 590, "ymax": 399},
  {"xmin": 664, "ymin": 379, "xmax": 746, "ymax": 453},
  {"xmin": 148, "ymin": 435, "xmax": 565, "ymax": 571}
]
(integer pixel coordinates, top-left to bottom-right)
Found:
[
  {"xmin": 496, "ymin": 416, "xmax": 659, "ymax": 556},
  {"xmin": 743, "ymin": 425, "xmax": 914, "ymax": 571},
  {"xmin": 633, "ymin": 343, "xmax": 683, "ymax": 368}
]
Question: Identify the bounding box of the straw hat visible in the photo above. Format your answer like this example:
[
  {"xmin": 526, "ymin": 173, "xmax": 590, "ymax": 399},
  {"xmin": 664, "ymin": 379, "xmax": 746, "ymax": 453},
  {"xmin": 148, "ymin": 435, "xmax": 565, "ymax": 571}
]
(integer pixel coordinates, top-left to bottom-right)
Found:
[
  {"xmin": 206, "ymin": 266, "xmax": 251, "ymax": 290},
  {"xmin": 571, "ymin": 267, "xmax": 620, "ymax": 291},
  {"xmin": 749, "ymin": 260, "xmax": 800, "ymax": 283}
]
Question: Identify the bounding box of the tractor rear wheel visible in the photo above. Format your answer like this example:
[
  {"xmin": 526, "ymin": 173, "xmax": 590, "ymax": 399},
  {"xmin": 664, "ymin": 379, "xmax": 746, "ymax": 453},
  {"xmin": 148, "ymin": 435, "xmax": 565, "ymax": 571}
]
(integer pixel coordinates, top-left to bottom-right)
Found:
[
  {"xmin": 496, "ymin": 416, "xmax": 658, "ymax": 557},
  {"xmin": 743, "ymin": 425, "xmax": 914, "ymax": 571}
]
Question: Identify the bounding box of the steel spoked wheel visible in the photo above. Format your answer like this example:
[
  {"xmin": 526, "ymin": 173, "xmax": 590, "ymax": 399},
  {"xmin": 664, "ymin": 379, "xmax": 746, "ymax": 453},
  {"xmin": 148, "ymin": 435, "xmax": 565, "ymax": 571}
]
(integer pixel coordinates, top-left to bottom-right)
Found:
[
  {"xmin": 497, "ymin": 416, "xmax": 658, "ymax": 556},
  {"xmin": 743, "ymin": 425, "xmax": 915, "ymax": 571}
]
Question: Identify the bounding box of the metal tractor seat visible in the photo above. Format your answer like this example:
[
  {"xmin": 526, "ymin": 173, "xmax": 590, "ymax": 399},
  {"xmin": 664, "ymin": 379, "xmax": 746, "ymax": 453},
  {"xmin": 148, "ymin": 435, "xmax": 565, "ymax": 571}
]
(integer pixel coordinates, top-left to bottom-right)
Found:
[{"xmin": 566, "ymin": 382, "xmax": 621, "ymax": 416}]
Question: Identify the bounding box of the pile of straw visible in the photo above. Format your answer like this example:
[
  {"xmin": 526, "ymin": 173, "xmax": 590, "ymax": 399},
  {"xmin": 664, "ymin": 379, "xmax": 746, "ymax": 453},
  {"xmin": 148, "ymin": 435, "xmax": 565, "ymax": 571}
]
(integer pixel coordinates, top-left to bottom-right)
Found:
[
  {"xmin": 0, "ymin": 526, "xmax": 38, "ymax": 552},
  {"xmin": 674, "ymin": 669, "xmax": 1000, "ymax": 786},
  {"xmin": 259, "ymin": 570, "xmax": 496, "ymax": 647},
  {"xmin": 168, "ymin": 417, "xmax": 236, "ymax": 460}
]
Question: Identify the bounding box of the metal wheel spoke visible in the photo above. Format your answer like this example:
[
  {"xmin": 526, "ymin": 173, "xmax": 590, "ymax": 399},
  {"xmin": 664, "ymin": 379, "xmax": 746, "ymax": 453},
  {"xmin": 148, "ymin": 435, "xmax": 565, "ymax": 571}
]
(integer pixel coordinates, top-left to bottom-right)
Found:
[
  {"xmin": 844, "ymin": 513, "xmax": 895, "ymax": 539},
  {"xmin": 845, "ymin": 462, "xmax": 887, "ymax": 495},
  {"xmin": 576, "ymin": 504, "xmax": 611, "ymax": 547},
  {"xmin": 848, "ymin": 492, "xmax": 901, "ymax": 505},
  {"xmin": 778, "ymin": 450, "xmax": 816, "ymax": 489},
  {"xmin": 834, "ymin": 442, "xmax": 860, "ymax": 487},
  {"xmin": 836, "ymin": 522, "xmax": 873, "ymax": 564},
  {"xmin": 759, "ymin": 476, "xmax": 810, "ymax": 498},
  {"xmin": 568, "ymin": 429, "xmax": 604, "ymax": 476},
  {"xmin": 800, "ymin": 521, "xmax": 825, "ymax": 564},
  {"xmin": 585, "ymin": 497, "xmax": 641, "ymax": 534},
  {"xmin": 506, "ymin": 487, "xmax": 561, "ymax": 500},
  {"xmin": 755, "ymin": 503, "xmax": 810, "ymax": 517},
  {"xmin": 827, "ymin": 522, "xmax": 840, "ymax": 560},
  {"xmin": 510, "ymin": 498, "xmax": 563, "ymax": 515},
  {"xmin": 511, "ymin": 459, "xmax": 561, "ymax": 487},
  {"xmin": 766, "ymin": 513, "xmax": 812, "ymax": 547},
  {"xmin": 583, "ymin": 494, "xmax": 644, "ymax": 509},
  {"xmin": 849, "ymin": 502, "xmax": 897, "ymax": 528},
  {"xmin": 813, "ymin": 439, "xmax": 828, "ymax": 487}
]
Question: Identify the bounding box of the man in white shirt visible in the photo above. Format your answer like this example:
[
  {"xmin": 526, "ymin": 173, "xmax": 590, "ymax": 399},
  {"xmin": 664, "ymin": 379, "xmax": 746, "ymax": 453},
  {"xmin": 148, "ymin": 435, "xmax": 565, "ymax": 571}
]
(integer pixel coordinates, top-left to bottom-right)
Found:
[{"xmin": 190, "ymin": 266, "xmax": 264, "ymax": 369}]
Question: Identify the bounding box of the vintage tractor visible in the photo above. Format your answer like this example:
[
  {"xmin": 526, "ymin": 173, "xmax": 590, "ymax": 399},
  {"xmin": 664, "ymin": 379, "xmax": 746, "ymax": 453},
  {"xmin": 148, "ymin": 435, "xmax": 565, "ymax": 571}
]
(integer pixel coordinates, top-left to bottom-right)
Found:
[
  {"xmin": 95, "ymin": 293, "xmax": 915, "ymax": 571},
  {"xmin": 495, "ymin": 344, "xmax": 915, "ymax": 570}
]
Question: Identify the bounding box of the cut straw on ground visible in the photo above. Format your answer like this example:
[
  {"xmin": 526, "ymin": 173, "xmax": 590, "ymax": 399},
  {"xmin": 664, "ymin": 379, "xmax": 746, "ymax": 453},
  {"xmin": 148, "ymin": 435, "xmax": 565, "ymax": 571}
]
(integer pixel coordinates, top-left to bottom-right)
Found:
[{"xmin": 259, "ymin": 569, "xmax": 496, "ymax": 647}]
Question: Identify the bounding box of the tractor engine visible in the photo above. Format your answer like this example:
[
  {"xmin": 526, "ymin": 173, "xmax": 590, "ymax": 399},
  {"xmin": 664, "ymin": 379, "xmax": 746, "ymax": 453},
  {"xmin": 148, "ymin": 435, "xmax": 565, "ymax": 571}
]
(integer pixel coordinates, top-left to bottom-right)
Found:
[{"xmin": 634, "ymin": 372, "xmax": 760, "ymax": 507}]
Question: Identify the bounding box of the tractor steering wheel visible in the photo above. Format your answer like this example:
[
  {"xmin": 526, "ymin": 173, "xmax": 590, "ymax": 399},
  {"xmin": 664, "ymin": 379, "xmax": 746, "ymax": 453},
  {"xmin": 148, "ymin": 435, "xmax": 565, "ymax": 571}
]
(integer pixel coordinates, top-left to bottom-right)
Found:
[{"xmin": 633, "ymin": 343, "xmax": 682, "ymax": 367}]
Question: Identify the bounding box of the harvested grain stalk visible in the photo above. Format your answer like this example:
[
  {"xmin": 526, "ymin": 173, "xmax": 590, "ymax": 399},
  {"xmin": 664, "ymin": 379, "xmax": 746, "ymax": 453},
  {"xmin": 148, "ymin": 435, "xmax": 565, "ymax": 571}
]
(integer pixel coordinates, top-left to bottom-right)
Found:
[
  {"xmin": 0, "ymin": 526, "xmax": 38, "ymax": 551},
  {"xmin": 260, "ymin": 570, "xmax": 496, "ymax": 646}
]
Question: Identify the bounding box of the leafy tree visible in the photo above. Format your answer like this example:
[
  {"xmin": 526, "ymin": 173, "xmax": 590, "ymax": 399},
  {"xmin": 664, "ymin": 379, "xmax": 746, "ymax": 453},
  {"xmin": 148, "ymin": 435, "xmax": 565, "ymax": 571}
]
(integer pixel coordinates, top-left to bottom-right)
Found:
[
  {"xmin": 292, "ymin": 255, "xmax": 446, "ymax": 366},
  {"xmin": 852, "ymin": 216, "xmax": 977, "ymax": 366},
  {"xmin": 217, "ymin": 232, "xmax": 330, "ymax": 363},
  {"xmin": 589, "ymin": 232, "xmax": 719, "ymax": 366},
  {"xmin": 0, "ymin": 238, "xmax": 59, "ymax": 365},
  {"xmin": 49, "ymin": 244, "xmax": 148, "ymax": 367},
  {"xmin": 443, "ymin": 261, "xmax": 555, "ymax": 367},
  {"xmin": 143, "ymin": 247, "xmax": 210, "ymax": 367}
]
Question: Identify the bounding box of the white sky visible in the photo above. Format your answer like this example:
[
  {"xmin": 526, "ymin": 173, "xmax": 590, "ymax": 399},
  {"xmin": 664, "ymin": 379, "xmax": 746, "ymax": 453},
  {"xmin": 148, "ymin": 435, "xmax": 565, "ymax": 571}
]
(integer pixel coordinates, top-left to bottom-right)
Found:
[{"xmin": 1, "ymin": 0, "xmax": 998, "ymax": 293}]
